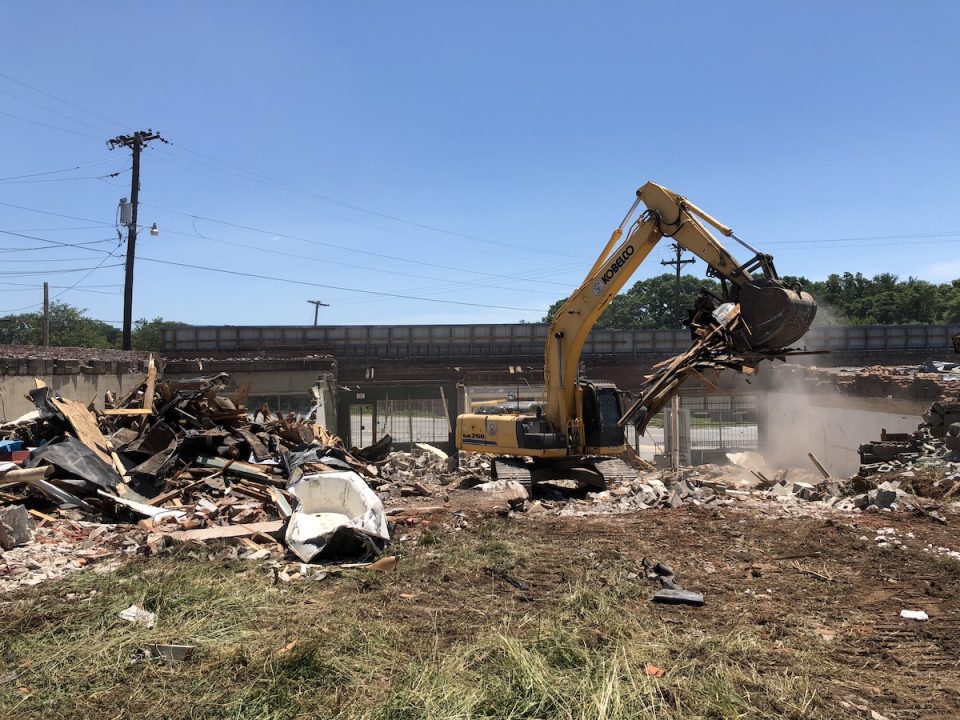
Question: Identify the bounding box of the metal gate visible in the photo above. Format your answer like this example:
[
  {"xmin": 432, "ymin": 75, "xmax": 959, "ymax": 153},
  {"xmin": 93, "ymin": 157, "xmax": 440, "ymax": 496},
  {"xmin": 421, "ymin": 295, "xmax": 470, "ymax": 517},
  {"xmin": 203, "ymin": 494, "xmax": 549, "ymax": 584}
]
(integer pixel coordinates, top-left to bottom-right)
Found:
[{"xmin": 337, "ymin": 382, "xmax": 458, "ymax": 453}]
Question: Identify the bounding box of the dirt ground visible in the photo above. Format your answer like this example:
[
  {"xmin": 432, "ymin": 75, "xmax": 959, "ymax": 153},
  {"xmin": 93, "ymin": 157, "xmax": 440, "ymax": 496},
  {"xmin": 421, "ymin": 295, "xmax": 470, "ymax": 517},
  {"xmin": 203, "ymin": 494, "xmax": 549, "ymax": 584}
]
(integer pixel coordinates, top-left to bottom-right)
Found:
[
  {"xmin": 1, "ymin": 495, "xmax": 957, "ymax": 719},
  {"xmin": 505, "ymin": 507, "xmax": 960, "ymax": 718},
  {"xmin": 420, "ymin": 501, "xmax": 960, "ymax": 718}
]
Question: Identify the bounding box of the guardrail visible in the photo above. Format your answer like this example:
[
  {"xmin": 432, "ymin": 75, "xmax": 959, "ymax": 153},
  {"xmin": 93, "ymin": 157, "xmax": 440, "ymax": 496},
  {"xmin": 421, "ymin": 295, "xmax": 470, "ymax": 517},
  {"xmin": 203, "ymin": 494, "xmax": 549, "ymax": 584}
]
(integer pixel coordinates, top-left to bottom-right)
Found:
[{"xmin": 161, "ymin": 323, "xmax": 960, "ymax": 358}]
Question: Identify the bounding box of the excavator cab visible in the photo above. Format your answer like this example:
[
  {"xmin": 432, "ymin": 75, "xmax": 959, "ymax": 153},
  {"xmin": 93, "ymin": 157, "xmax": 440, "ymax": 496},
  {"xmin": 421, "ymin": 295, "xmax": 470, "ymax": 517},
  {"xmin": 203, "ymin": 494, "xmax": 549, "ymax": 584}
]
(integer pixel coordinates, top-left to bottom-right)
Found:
[{"xmin": 581, "ymin": 381, "xmax": 626, "ymax": 449}]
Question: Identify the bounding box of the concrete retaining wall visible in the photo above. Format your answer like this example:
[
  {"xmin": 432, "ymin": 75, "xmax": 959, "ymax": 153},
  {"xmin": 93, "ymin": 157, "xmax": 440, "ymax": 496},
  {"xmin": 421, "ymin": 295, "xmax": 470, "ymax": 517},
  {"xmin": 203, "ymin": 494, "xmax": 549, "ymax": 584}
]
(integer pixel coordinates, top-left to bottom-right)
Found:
[
  {"xmin": 0, "ymin": 346, "xmax": 338, "ymax": 429},
  {"xmin": 161, "ymin": 322, "xmax": 960, "ymax": 358}
]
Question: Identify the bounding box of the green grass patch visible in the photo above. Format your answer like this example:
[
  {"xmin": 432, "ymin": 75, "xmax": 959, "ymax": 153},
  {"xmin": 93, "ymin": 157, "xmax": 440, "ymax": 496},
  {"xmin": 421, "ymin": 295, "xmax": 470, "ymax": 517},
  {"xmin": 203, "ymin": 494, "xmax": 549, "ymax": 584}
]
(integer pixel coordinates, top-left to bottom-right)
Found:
[{"xmin": 0, "ymin": 523, "xmax": 836, "ymax": 719}]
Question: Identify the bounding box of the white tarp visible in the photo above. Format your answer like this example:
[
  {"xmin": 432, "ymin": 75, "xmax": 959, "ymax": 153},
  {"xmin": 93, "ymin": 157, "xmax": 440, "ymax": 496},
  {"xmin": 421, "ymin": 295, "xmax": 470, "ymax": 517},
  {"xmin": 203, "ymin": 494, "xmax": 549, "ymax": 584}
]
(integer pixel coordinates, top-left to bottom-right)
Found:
[{"xmin": 285, "ymin": 470, "xmax": 389, "ymax": 562}]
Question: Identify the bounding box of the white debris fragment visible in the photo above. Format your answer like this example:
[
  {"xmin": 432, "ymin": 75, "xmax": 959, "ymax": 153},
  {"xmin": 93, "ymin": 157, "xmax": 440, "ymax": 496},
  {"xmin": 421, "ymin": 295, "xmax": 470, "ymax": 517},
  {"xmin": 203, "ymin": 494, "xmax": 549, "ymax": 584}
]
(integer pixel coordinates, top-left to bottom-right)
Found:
[
  {"xmin": 899, "ymin": 609, "xmax": 929, "ymax": 621},
  {"xmin": 285, "ymin": 470, "xmax": 389, "ymax": 563},
  {"xmin": 119, "ymin": 603, "xmax": 156, "ymax": 628}
]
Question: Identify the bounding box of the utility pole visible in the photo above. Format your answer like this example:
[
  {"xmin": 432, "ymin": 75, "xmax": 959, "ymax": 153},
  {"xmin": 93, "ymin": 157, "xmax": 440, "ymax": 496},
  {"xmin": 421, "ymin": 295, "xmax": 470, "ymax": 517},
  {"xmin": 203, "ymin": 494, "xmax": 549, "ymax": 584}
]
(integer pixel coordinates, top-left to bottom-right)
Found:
[
  {"xmin": 108, "ymin": 130, "xmax": 166, "ymax": 350},
  {"xmin": 42, "ymin": 282, "xmax": 49, "ymax": 347},
  {"xmin": 660, "ymin": 242, "xmax": 695, "ymax": 328},
  {"xmin": 307, "ymin": 300, "xmax": 329, "ymax": 326}
]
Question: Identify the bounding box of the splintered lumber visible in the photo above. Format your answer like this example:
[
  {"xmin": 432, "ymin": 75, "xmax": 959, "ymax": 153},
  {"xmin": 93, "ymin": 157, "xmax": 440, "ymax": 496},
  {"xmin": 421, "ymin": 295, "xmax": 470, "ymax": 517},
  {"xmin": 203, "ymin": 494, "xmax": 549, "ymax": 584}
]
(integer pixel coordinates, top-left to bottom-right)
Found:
[
  {"xmin": 97, "ymin": 490, "xmax": 187, "ymax": 520},
  {"xmin": 167, "ymin": 520, "xmax": 284, "ymax": 543},
  {"xmin": 142, "ymin": 355, "xmax": 157, "ymax": 412},
  {"xmin": 145, "ymin": 477, "xmax": 205, "ymax": 506},
  {"xmin": 807, "ymin": 452, "xmax": 831, "ymax": 480},
  {"xmin": 28, "ymin": 508, "xmax": 57, "ymax": 524},
  {"xmin": 231, "ymin": 380, "xmax": 252, "ymax": 406},
  {"xmin": 102, "ymin": 408, "xmax": 153, "ymax": 416},
  {"xmin": 195, "ymin": 455, "xmax": 281, "ymax": 484},
  {"xmin": 52, "ymin": 397, "xmax": 113, "ymax": 466},
  {"xmin": 237, "ymin": 428, "xmax": 271, "ymax": 461}
]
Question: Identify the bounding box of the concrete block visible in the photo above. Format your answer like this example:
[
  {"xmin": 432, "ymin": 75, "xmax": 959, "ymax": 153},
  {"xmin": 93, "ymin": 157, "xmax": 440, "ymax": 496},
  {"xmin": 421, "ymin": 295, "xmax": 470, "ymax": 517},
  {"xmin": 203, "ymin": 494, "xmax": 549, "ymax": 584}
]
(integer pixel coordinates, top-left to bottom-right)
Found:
[
  {"xmin": 771, "ymin": 481, "xmax": 794, "ymax": 497},
  {"xmin": 868, "ymin": 488, "xmax": 898, "ymax": 509},
  {"xmin": 792, "ymin": 482, "xmax": 823, "ymax": 501},
  {"xmin": 0, "ymin": 505, "xmax": 34, "ymax": 550},
  {"xmin": 851, "ymin": 493, "xmax": 871, "ymax": 510}
]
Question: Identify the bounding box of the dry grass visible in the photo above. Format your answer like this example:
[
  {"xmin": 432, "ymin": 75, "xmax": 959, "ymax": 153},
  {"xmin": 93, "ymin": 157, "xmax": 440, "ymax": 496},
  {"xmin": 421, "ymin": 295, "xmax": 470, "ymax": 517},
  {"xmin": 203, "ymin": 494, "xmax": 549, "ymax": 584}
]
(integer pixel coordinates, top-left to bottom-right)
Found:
[{"xmin": 0, "ymin": 514, "xmax": 940, "ymax": 719}]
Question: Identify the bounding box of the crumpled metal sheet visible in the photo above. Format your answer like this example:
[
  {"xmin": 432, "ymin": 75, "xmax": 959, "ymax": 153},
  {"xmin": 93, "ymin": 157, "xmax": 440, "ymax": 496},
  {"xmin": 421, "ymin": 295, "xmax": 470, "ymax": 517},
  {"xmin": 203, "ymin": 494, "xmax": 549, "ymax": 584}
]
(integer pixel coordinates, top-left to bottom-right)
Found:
[
  {"xmin": 282, "ymin": 447, "xmax": 350, "ymax": 474},
  {"xmin": 27, "ymin": 387, "xmax": 63, "ymax": 422},
  {"xmin": 27, "ymin": 436, "xmax": 120, "ymax": 491},
  {"xmin": 285, "ymin": 470, "xmax": 389, "ymax": 562}
]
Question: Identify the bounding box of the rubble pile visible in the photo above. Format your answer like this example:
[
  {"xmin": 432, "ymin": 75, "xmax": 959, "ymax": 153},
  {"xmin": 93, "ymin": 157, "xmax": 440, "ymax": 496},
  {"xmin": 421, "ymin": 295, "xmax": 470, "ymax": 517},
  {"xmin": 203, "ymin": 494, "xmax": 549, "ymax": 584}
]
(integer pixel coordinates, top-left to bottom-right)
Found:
[
  {"xmin": 0, "ymin": 519, "xmax": 140, "ymax": 592},
  {"xmin": 771, "ymin": 363, "xmax": 960, "ymax": 403},
  {"xmin": 0, "ymin": 365, "xmax": 392, "ymax": 574},
  {"xmin": 853, "ymin": 395, "xmax": 960, "ymax": 505},
  {"xmin": 369, "ymin": 445, "xmax": 493, "ymax": 497}
]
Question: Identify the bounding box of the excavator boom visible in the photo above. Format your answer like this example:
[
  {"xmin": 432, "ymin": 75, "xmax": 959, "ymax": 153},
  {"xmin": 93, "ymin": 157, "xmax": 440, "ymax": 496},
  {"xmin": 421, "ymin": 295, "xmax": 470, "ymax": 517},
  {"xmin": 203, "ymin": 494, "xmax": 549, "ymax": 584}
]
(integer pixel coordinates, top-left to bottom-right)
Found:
[
  {"xmin": 455, "ymin": 181, "xmax": 816, "ymax": 483},
  {"xmin": 543, "ymin": 182, "xmax": 816, "ymax": 439}
]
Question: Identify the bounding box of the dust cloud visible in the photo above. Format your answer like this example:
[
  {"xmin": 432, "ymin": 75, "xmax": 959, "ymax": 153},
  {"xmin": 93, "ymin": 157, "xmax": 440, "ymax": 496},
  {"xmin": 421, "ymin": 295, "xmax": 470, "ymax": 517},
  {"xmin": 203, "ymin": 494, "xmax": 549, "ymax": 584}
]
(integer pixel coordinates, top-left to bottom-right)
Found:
[{"xmin": 759, "ymin": 368, "xmax": 922, "ymax": 478}]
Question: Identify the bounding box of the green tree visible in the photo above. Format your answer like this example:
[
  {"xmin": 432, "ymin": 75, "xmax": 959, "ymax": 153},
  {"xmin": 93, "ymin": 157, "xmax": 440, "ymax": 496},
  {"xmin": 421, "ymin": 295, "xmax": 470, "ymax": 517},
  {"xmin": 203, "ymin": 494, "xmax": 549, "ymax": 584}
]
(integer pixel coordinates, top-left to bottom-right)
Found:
[
  {"xmin": 131, "ymin": 317, "xmax": 189, "ymax": 351},
  {"xmin": 0, "ymin": 302, "xmax": 119, "ymax": 348},
  {"xmin": 542, "ymin": 274, "xmax": 721, "ymax": 329},
  {"xmin": 942, "ymin": 281, "xmax": 960, "ymax": 324},
  {"xmin": 542, "ymin": 272, "xmax": 960, "ymax": 329}
]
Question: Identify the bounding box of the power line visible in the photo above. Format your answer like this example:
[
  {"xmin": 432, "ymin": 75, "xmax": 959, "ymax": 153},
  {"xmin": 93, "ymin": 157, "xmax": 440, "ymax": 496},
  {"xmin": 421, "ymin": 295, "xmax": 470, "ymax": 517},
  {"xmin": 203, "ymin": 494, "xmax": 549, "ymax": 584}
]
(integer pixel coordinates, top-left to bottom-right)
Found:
[
  {"xmin": 144, "ymin": 204, "xmax": 576, "ymax": 288},
  {"xmin": 3, "ymin": 197, "xmax": 577, "ymax": 299},
  {"xmin": 136, "ymin": 255, "xmax": 545, "ymax": 312},
  {"xmin": 0, "ymin": 87, "xmax": 118, "ymax": 134},
  {"xmin": 0, "ymin": 71, "xmax": 126, "ymax": 130},
  {"xmin": 0, "ymin": 250, "xmax": 124, "ymax": 314},
  {"xmin": 0, "ymin": 200, "xmax": 111, "ymax": 225},
  {"xmin": 0, "ymin": 157, "xmax": 121, "ymax": 182},
  {"xmin": 0, "ymin": 281, "xmax": 122, "ymax": 288},
  {"xmin": 0, "ymin": 286, "xmax": 121, "ymax": 296},
  {"xmin": 0, "ymin": 168, "xmax": 129, "ymax": 184},
  {"xmin": 0, "ymin": 229, "xmax": 119, "ymax": 254},
  {"xmin": 0, "ymin": 238, "xmax": 118, "ymax": 255},
  {"xmin": 0, "ymin": 264, "xmax": 124, "ymax": 276},
  {"xmin": 1, "ymin": 225, "xmax": 114, "ymax": 232},
  {"xmin": 0, "ymin": 255, "xmax": 117, "ymax": 263},
  {"xmin": 0, "ymin": 109, "xmax": 101, "ymax": 140},
  {"xmin": 159, "ymin": 144, "xmax": 583, "ymax": 258},
  {"xmin": 43, "ymin": 244, "xmax": 125, "ymax": 308},
  {"xmin": 164, "ymin": 220, "xmax": 576, "ymax": 294},
  {"xmin": 148, "ymin": 150, "xmax": 587, "ymax": 262}
]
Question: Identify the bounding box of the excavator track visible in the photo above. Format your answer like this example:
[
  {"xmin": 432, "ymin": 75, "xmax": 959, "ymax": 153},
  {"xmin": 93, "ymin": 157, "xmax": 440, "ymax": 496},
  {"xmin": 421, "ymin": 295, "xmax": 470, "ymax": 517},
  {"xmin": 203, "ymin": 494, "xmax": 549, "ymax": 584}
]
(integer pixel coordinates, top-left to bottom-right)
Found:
[
  {"xmin": 492, "ymin": 458, "xmax": 533, "ymax": 495},
  {"xmin": 588, "ymin": 457, "xmax": 638, "ymax": 485}
]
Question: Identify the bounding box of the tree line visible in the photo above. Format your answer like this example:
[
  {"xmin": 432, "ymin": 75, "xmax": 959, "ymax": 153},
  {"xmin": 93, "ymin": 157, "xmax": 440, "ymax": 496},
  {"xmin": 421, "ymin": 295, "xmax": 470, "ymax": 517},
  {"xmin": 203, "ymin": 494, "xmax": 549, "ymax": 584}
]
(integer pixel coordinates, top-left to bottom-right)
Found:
[
  {"xmin": 543, "ymin": 272, "xmax": 960, "ymax": 329},
  {"xmin": 0, "ymin": 302, "xmax": 185, "ymax": 351},
  {"xmin": 2, "ymin": 272, "xmax": 957, "ymax": 351}
]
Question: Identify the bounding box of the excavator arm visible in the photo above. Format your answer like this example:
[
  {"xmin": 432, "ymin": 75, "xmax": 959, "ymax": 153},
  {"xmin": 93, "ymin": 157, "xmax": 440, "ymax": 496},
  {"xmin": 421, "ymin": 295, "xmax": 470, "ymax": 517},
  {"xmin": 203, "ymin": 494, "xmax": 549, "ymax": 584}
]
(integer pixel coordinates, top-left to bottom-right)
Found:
[{"xmin": 544, "ymin": 181, "xmax": 815, "ymax": 440}]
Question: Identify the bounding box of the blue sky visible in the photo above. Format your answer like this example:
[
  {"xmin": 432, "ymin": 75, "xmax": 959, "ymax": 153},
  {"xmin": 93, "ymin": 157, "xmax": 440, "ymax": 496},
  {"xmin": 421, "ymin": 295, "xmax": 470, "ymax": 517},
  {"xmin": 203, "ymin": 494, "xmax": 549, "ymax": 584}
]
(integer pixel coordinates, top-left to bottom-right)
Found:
[{"xmin": 1, "ymin": 2, "xmax": 958, "ymax": 327}]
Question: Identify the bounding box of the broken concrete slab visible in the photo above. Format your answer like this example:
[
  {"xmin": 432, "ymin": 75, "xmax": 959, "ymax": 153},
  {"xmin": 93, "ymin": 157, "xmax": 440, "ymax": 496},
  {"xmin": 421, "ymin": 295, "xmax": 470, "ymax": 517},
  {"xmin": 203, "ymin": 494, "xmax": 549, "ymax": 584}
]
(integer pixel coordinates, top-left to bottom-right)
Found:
[
  {"xmin": 0, "ymin": 505, "xmax": 33, "ymax": 550},
  {"xmin": 869, "ymin": 487, "xmax": 899, "ymax": 509},
  {"xmin": 474, "ymin": 479, "xmax": 529, "ymax": 505}
]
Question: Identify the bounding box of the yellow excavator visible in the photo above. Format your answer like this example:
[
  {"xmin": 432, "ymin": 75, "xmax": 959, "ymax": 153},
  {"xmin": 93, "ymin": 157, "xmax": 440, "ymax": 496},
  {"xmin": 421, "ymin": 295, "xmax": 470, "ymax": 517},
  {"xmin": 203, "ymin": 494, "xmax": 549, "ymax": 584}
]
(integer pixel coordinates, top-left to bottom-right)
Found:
[{"xmin": 455, "ymin": 182, "xmax": 817, "ymax": 486}]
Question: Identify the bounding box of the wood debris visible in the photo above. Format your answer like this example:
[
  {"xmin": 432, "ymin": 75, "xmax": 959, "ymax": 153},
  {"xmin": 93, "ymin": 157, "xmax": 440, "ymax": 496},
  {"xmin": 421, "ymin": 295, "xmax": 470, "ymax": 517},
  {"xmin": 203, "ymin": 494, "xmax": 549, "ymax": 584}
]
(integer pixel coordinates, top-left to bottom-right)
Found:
[{"xmin": 0, "ymin": 369, "xmax": 394, "ymax": 562}]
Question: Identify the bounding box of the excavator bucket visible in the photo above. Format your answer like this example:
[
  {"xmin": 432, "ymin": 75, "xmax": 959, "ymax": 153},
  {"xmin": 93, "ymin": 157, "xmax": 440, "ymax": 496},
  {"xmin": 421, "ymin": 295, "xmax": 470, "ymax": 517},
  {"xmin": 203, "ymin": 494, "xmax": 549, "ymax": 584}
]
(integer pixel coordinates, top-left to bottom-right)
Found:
[{"xmin": 737, "ymin": 280, "xmax": 817, "ymax": 349}]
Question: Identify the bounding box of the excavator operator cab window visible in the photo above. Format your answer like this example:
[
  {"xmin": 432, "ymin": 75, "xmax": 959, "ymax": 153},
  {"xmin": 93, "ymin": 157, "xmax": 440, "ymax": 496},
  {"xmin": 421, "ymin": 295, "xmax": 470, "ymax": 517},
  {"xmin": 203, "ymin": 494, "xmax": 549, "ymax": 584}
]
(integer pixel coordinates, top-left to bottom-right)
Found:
[{"xmin": 582, "ymin": 384, "xmax": 626, "ymax": 448}]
